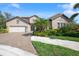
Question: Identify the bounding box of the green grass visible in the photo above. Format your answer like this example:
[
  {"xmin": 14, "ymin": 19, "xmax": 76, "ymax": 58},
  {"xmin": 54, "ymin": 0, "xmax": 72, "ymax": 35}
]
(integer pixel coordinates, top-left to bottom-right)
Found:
[
  {"xmin": 50, "ymin": 36, "xmax": 79, "ymax": 42},
  {"xmin": 32, "ymin": 41, "xmax": 79, "ymax": 56}
]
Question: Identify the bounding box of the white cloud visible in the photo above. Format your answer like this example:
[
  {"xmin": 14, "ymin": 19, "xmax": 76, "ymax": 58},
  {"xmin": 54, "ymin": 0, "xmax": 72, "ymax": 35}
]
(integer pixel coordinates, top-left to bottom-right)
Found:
[
  {"xmin": 63, "ymin": 9, "xmax": 79, "ymax": 16},
  {"xmin": 11, "ymin": 3, "xmax": 20, "ymax": 9},
  {"xmin": 58, "ymin": 3, "xmax": 79, "ymax": 16},
  {"xmin": 61, "ymin": 3, "xmax": 75, "ymax": 10}
]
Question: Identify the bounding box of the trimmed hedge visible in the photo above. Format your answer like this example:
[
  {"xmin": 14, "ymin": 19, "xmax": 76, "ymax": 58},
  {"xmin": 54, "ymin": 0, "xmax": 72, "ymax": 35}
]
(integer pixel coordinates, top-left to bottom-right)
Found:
[
  {"xmin": 33, "ymin": 29, "xmax": 79, "ymax": 38},
  {"xmin": 63, "ymin": 31, "xmax": 79, "ymax": 38}
]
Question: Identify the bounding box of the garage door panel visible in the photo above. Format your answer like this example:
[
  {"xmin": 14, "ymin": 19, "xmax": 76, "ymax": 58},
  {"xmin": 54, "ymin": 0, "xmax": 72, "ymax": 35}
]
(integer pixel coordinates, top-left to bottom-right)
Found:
[{"xmin": 9, "ymin": 26, "xmax": 26, "ymax": 32}]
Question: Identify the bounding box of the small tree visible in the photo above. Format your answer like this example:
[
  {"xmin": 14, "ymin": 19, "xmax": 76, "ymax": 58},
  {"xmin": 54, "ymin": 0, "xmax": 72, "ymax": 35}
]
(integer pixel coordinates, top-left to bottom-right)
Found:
[{"xmin": 34, "ymin": 18, "xmax": 49, "ymax": 32}]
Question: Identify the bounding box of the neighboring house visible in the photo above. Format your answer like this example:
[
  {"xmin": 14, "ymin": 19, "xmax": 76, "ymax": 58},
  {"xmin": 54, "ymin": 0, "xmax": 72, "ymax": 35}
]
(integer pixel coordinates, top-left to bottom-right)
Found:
[
  {"xmin": 49, "ymin": 14, "xmax": 71, "ymax": 29},
  {"xmin": 6, "ymin": 15, "xmax": 38, "ymax": 33}
]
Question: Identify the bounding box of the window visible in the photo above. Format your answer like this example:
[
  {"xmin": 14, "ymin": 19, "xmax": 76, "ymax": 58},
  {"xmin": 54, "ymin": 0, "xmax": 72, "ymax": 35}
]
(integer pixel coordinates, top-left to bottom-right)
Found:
[
  {"xmin": 58, "ymin": 23, "xmax": 66, "ymax": 28},
  {"xmin": 58, "ymin": 23, "xmax": 61, "ymax": 28},
  {"xmin": 61, "ymin": 23, "xmax": 65, "ymax": 27},
  {"xmin": 17, "ymin": 20, "xmax": 19, "ymax": 24},
  {"xmin": 63, "ymin": 23, "xmax": 65, "ymax": 27},
  {"xmin": 49, "ymin": 19, "xmax": 52, "ymax": 29},
  {"xmin": 31, "ymin": 24, "xmax": 36, "ymax": 31}
]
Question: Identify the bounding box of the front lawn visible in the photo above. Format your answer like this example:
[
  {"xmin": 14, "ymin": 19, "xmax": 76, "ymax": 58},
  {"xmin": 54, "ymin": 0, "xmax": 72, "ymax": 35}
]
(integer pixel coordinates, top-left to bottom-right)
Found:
[
  {"xmin": 50, "ymin": 36, "xmax": 79, "ymax": 42},
  {"xmin": 32, "ymin": 41, "xmax": 79, "ymax": 56}
]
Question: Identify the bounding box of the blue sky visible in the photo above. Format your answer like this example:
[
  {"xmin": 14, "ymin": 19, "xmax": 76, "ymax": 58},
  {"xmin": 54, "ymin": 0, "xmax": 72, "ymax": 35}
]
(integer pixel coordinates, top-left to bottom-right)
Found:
[{"xmin": 0, "ymin": 3, "xmax": 79, "ymax": 23}]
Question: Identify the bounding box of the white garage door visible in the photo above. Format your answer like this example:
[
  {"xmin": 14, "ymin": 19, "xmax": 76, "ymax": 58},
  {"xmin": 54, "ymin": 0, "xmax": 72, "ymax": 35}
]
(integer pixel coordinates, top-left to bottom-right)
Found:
[{"xmin": 9, "ymin": 26, "xmax": 26, "ymax": 32}]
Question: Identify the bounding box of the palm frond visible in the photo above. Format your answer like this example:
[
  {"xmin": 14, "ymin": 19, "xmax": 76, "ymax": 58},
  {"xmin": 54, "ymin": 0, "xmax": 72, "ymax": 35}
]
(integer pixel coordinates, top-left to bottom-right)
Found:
[
  {"xmin": 73, "ymin": 3, "xmax": 79, "ymax": 9},
  {"xmin": 70, "ymin": 13, "xmax": 79, "ymax": 22}
]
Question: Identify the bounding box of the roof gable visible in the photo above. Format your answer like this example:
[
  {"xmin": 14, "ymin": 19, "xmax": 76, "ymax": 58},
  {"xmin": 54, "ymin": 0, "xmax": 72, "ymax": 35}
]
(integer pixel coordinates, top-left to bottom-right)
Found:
[
  {"xmin": 6, "ymin": 15, "xmax": 39, "ymax": 25},
  {"xmin": 6, "ymin": 16, "xmax": 31, "ymax": 25},
  {"xmin": 49, "ymin": 14, "xmax": 71, "ymax": 22}
]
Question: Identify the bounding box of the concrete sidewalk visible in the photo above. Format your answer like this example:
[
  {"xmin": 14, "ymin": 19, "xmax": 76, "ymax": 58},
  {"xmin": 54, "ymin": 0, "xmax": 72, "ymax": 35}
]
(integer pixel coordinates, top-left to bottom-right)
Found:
[
  {"xmin": 0, "ymin": 45, "xmax": 36, "ymax": 56},
  {"xmin": 31, "ymin": 36, "xmax": 79, "ymax": 51}
]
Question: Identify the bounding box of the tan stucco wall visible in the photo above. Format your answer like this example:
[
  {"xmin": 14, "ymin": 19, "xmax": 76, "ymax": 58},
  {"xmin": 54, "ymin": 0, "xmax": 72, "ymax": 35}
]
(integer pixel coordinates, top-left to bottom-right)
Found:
[
  {"xmin": 29, "ymin": 17, "xmax": 37, "ymax": 24},
  {"xmin": 51, "ymin": 17, "xmax": 69, "ymax": 29},
  {"xmin": 6, "ymin": 18, "xmax": 31, "ymax": 32}
]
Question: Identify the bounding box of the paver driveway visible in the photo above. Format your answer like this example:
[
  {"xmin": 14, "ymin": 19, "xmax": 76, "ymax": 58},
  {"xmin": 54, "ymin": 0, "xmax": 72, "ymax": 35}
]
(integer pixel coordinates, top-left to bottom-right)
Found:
[{"xmin": 0, "ymin": 33, "xmax": 36, "ymax": 55}]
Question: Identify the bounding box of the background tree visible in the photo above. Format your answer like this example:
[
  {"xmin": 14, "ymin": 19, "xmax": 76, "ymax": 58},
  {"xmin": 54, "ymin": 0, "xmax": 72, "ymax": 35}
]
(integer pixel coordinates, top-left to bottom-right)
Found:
[
  {"xmin": 4, "ymin": 12, "xmax": 13, "ymax": 20},
  {"xmin": 0, "ymin": 11, "xmax": 13, "ymax": 29},
  {"xmin": 0, "ymin": 11, "xmax": 6, "ymax": 29}
]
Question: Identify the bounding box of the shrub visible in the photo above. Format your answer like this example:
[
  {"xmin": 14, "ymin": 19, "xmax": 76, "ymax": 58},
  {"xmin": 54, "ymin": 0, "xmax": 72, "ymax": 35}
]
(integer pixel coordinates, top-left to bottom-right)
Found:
[
  {"xmin": 56, "ymin": 24, "xmax": 79, "ymax": 37},
  {"xmin": 33, "ymin": 26, "xmax": 79, "ymax": 38},
  {"xmin": 55, "ymin": 33, "xmax": 63, "ymax": 36},
  {"xmin": 33, "ymin": 31, "xmax": 48, "ymax": 37},
  {"xmin": 33, "ymin": 29, "xmax": 58, "ymax": 37},
  {"xmin": 45, "ymin": 29, "xmax": 57, "ymax": 36},
  {"xmin": 58, "ymin": 25, "xmax": 72, "ymax": 33},
  {"xmin": 63, "ymin": 31, "xmax": 79, "ymax": 38},
  {"xmin": 0, "ymin": 29, "xmax": 8, "ymax": 33}
]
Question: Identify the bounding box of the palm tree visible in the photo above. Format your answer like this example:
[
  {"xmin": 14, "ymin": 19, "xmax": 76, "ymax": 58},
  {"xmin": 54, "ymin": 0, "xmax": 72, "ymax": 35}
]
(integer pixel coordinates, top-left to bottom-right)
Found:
[
  {"xmin": 70, "ymin": 3, "xmax": 79, "ymax": 23},
  {"xmin": 34, "ymin": 18, "xmax": 48, "ymax": 32}
]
